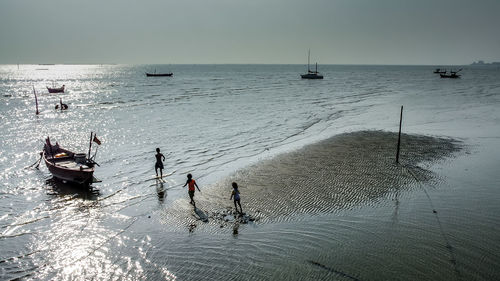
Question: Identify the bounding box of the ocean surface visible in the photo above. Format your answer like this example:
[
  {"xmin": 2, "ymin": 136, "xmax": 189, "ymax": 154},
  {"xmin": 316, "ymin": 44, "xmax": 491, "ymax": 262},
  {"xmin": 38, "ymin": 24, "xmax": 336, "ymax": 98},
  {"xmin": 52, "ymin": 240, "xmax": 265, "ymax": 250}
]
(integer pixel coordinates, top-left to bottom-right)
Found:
[{"xmin": 0, "ymin": 64, "xmax": 499, "ymax": 280}]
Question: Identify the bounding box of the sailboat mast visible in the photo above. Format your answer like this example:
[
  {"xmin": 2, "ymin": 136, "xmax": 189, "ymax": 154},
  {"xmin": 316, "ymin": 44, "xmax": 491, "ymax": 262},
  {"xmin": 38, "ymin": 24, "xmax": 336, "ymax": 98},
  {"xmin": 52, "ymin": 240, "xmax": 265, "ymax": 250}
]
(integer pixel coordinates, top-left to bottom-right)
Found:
[{"xmin": 307, "ymin": 49, "xmax": 311, "ymax": 72}]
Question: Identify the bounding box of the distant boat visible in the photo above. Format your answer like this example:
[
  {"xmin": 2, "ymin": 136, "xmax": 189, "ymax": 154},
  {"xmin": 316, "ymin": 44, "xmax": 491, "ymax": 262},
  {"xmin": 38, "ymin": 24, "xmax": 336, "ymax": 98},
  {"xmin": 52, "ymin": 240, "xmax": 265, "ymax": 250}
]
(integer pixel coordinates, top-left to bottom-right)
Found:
[
  {"xmin": 146, "ymin": 72, "xmax": 173, "ymax": 77},
  {"xmin": 43, "ymin": 137, "xmax": 97, "ymax": 185},
  {"xmin": 301, "ymin": 50, "xmax": 323, "ymax": 79},
  {"xmin": 440, "ymin": 69, "xmax": 462, "ymax": 79},
  {"xmin": 47, "ymin": 85, "xmax": 65, "ymax": 93},
  {"xmin": 146, "ymin": 69, "xmax": 173, "ymax": 77},
  {"xmin": 433, "ymin": 68, "xmax": 447, "ymax": 74}
]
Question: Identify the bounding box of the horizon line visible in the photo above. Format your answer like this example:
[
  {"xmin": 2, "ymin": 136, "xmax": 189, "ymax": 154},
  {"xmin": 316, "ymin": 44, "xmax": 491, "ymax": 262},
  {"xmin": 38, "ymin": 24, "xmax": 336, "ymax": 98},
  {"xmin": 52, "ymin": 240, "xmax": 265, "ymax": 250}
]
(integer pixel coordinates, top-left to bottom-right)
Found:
[{"xmin": 0, "ymin": 62, "xmax": 477, "ymax": 66}]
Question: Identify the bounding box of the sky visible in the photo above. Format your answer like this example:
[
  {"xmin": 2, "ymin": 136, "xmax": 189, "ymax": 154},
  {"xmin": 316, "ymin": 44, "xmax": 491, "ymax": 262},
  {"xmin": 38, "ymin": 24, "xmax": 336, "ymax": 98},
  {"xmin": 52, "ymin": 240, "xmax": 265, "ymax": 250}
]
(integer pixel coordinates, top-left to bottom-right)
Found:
[{"xmin": 0, "ymin": 0, "xmax": 499, "ymax": 65}]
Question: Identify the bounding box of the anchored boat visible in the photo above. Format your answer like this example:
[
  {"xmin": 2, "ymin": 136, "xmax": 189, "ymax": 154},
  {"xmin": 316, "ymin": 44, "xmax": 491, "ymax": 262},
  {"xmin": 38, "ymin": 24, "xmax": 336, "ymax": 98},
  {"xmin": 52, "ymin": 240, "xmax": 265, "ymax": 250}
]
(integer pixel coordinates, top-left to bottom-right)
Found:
[
  {"xmin": 440, "ymin": 69, "xmax": 462, "ymax": 79},
  {"xmin": 301, "ymin": 50, "xmax": 323, "ymax": 79},
  {"xmin": 42, "ymin": 134, "xmax": 100, "ymax": 185},
  {"xmin": 146, "ymin": 69, "xmax": 173, "ymax": 77},
  {"xmin": 47, "ymin": 85, "xmax": 65, "ymax": 93},
  {"xmin": 146, "ymin": 72, "xmax": 173, "ymax": 77}
]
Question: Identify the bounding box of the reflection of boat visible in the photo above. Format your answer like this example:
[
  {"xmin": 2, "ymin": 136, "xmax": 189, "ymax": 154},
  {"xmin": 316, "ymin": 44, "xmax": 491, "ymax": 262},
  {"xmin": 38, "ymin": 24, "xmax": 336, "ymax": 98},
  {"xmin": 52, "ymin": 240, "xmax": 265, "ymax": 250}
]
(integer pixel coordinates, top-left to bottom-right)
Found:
[
  {"xmin": 47, "ymin": 85, "xmax": 65, "ymax": 93},
  {"xmin": 45, "ymin": 177, "xmax": 99, "ymax": 199},
  {"xmin": 43, "ymin": 137, "xmax": 97, "ymax": 185},
  {"xmin": 301, "ymin": 50, "xmax": 323, "ymax": 79},
  {"xmin": 440, "ymin": 69, "xmax": 462, "ymax": 79},
  {"xmin": 433, "ymin": 68, "xmax": 446, "ymax": 74}
]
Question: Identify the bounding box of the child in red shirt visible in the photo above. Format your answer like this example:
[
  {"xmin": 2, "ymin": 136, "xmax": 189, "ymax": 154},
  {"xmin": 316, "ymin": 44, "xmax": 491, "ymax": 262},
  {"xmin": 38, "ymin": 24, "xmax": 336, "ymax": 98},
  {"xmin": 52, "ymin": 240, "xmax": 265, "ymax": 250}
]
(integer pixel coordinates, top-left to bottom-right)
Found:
[{"xmin": 183, "ymin": 173, "xmax": 201, "ymax": 206}]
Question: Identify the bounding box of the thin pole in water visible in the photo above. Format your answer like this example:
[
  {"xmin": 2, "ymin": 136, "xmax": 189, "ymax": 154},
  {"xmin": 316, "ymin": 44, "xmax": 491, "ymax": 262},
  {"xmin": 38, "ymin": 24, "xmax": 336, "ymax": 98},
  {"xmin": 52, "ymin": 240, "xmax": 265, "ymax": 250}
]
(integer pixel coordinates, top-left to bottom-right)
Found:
[
  {"xmin": 396, "ymin": 105, "xmax": 403, "ymax": 163},
  {"xmin": 33, "ymin": 86, "xmax": 39, "ymax": 115},
  {"xmin": 88, "ymin": 132, "xmax": 93, "ymax": 159}
]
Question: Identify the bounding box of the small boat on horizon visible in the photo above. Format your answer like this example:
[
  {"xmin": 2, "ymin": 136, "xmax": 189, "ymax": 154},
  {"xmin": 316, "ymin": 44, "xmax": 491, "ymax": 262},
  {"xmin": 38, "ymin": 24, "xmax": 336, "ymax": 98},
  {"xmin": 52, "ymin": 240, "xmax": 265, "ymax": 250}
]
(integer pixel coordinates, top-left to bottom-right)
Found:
[
  {"xmin": 47, "ymin": 84, "xmax": 65, "ymax": 93},
  {"xmin": 42, "ymin": 135, "xmax": 100, "ymax": 186},
  {"xmin": 301, "ymin": 50, "xmax": 323, "ymax": 79},
  {"xmin": 433, "ymin": 68, "xmax": 447, "ymax": 74},
  {"xmin": 440, "ymin": 69, "xmax": 462, "ymax": 79},
  {"xmin": 146, "ymin": 69, "xmax": 173, "ymax": 77}
]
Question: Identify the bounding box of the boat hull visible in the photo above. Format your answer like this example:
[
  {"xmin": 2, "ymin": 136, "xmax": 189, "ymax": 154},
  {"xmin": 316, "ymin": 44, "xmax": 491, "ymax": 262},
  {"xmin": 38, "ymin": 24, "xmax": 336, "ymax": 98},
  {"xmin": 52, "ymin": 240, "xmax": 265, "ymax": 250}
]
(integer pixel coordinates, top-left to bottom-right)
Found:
[
  {"xmin": 440, "ymin": 74, "xmax": 460, "ymax": 78},
  {"xmin": 44, "ymin": 158, "xmax": 94, "ymax": 185},
  {"xmin": 43, "ymin": 143, "xmax": 95, "ymax": 185},
  {"xmin": 146, "ymin": 73, "xmax": 173, "ymax": 77},
  {"xmin": 301, "ymin": 74, "xmax": 324, "ymax": 79},
  {"xmin": 47, "ymin": 86, "xmax": 65, "ymax": 93}
]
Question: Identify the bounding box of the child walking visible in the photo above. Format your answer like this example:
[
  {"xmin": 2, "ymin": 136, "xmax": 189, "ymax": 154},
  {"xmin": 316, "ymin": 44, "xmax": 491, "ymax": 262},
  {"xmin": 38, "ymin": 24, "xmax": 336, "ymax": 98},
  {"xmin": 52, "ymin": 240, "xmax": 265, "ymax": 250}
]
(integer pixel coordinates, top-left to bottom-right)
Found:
[
  {"xmin": 230, "ymin": 182, "xmax": 243, "ymax": 213},
  {"xmin": 183, "ymin": 173, "xmax": 201, "ymax": 206},
  {"xmin": 155, "ymin": 148, "xmax": 166, "ymax": 178}
]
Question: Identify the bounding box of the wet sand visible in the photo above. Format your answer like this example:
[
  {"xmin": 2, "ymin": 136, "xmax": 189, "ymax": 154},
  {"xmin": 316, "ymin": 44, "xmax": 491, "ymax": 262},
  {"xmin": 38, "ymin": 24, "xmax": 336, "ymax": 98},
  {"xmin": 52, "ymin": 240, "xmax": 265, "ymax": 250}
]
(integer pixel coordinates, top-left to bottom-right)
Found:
[{"xmin": 167, "ymin": 130, "xmax": 462, "ymax": 228}]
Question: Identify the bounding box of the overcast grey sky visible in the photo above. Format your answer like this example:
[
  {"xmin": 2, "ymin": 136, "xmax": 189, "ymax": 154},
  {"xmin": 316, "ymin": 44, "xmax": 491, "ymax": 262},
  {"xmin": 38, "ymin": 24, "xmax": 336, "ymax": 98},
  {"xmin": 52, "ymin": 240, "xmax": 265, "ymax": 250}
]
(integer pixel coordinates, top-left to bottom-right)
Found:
[{"xmin": 1, "ymin": 0, "xmax": 499, "ymax": 65}]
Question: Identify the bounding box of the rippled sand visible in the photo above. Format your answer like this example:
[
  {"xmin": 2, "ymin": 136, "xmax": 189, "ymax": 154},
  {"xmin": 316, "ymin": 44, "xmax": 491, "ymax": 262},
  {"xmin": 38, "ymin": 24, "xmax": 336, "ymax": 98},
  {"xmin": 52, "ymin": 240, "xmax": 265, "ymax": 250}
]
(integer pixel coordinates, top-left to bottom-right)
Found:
[{"xmin": 167, "ymin": 131, "xmax": 462, "ymax": 227}]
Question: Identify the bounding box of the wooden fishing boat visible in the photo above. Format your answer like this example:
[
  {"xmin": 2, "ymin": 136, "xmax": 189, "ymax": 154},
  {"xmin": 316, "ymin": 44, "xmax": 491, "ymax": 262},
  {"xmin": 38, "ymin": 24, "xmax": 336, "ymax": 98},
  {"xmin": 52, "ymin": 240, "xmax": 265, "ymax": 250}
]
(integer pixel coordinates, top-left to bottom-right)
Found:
[
  {"xmin": 301, "ymin": 67, "xmax": 324, "ymax": 79},
  {"xmin": 301, "ymin": 50, "xmax": 323, "ymax": 79},
  {"xmin": 440, "ymin": 69, "xmax": 462, "ymax": 79},
  {"xmin": 47, "ymin": 85, "xmax": 65, "ymax": 93},
  {"xmin": 440, "ymin": 73, "xmax": 461, "ymax": 78},
  {"xmin": 43, "ymin": 137, "xmax": 97, "ymax": 185},
  {"xmin": 146, "ymin": 72, "xmax": 173, "ymax": 77}
]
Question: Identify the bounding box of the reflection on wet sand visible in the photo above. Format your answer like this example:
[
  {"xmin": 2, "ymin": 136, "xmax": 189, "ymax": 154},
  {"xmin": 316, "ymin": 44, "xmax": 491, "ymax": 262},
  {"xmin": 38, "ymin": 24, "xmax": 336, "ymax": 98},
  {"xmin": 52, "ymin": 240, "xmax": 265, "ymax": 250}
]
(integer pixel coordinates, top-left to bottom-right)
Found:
[
  {"xmin": 156, "ymin": 180, "xmax": 165, "ymax": 203},
  {"xmin": 167, "ymin": 131, "xmax": 462, "ymax": 228}
]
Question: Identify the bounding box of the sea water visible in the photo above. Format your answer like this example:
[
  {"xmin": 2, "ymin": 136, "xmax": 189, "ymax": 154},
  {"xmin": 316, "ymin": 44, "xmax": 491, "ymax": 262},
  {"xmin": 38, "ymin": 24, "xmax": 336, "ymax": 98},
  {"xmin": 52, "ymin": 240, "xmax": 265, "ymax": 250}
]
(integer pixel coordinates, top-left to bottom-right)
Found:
[{"xmin": 0, "ymin": 64, "xmax": 499, "ymax": 280}]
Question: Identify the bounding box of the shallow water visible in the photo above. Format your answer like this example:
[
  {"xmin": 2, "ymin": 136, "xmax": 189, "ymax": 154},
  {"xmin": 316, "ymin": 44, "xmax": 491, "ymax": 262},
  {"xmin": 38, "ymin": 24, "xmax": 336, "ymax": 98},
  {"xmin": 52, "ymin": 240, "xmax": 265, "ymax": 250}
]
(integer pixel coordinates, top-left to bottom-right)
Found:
[
  {"xmin": 194, "ymin": 131, "xmax": 462, "ymax": 224},
  {"xmin": 1, "ymin": 64, "xmax": 499, "ymax": 280}
]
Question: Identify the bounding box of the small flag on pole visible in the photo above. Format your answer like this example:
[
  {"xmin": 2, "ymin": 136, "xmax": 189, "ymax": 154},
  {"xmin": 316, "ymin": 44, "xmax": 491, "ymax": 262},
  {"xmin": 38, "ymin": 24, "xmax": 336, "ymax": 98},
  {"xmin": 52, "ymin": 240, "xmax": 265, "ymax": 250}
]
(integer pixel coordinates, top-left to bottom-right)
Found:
[{"xmin": 93, "ymin": 135, "xmax": 101, "ymax": 145}]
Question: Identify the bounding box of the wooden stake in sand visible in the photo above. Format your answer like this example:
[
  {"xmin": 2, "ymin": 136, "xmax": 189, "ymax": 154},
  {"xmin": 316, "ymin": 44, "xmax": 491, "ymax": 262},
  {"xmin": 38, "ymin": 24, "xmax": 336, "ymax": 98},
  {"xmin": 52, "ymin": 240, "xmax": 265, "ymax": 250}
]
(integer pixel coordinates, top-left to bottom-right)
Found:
[
  {"xmin": 33, "ymin": 86, "xmax": 39, "ymax": 115},
  {"xmin": 396, "ymin": 105, "xmax": 403, "ymax": 163}
]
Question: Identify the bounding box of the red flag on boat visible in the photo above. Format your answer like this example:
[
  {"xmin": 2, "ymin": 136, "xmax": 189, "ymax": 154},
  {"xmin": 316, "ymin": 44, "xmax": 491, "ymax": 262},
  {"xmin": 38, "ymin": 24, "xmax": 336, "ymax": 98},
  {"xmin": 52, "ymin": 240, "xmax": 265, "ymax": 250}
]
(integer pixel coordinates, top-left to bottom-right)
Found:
[{"xmin": 93, "ymin": 135, "xmax": 101, "ymax": 145}]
